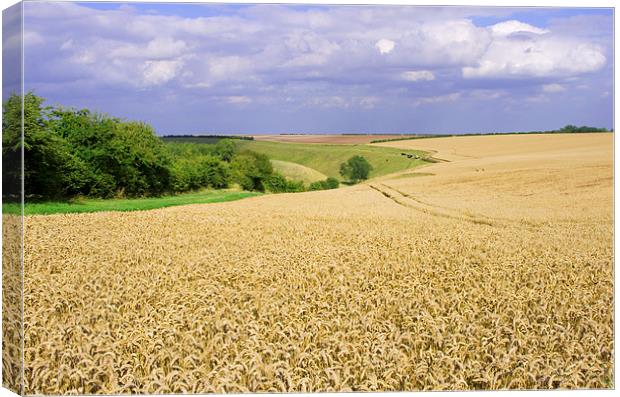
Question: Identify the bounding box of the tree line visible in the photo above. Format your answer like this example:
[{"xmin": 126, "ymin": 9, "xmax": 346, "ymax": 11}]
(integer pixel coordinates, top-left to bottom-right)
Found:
[{"xmin": 1, "ymin": 93, "xmax": 342, "ymax": 201}]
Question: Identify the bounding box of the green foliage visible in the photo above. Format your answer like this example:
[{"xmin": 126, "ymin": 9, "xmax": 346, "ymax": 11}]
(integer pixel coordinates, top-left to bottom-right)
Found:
[
  {"xmin": 3, "ymin": 93, "xmax": 173, "ymax": 200},
  {"xmin": 263, "ymin": 174, "xmax": 288, "ymax": 192},
  {"xmin": 264, "ymin": 174, "xmax": 305, "ymax": 193},
  {"xmin": 169, "ymin": 155, "xmax": 230, "ymax": 192},
  {"xmin": 559, "ymin": 124, "xmax": 608, "ymax": 133},
  {"xmin": 48, "ymin": 107, "xmax": 173, "ymax": 198},
  {"xmin": 214, "ymin": 139, "xmax": 236, "ymax": 162},
  {"xmin": 308, "ymin": 181, "xmax": 323, "ymax": 191},
  {"xmin": 2, "ymin": 93, "xmax": 348, "ymax": 202},
  {"xmin": 230, "ymin": 150, "xmax": 274, "ymax": 191},
  {"xmin": 324, "ymin": 177, "xmax": 340, "ymax": 189},
  {"xmin": 2, "ymin": 92, "xmax": 93, "ymax": 200},
  {"xmin": 165, "ymin": 142, "xmax": 218, "ymax": 158},
  {"xmin": 199, "ymin": 155, "xmax": 231, "ymax": 188},
  {"xmin": 339, "ymin": 155, "xmax": 373, "ymax": 183},
  {"xmin": 170, "ymin": 158, "xmax": 204, "ymax": 192},
  {"xmin": 285, "ymin": 179, "xmax": 306, "ymax": 192},
  {"xmin": 3, "ymin": 93, "xmax": 33, "ymax": 198},
  {"xmin": 309, "ymin": 176, "xmax": 340, "ymax": 191}
]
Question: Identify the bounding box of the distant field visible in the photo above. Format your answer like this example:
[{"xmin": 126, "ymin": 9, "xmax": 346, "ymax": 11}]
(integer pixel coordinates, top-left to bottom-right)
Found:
[
  {"xmin": 270, "ymin": 160, "xmax": 328, "ymax": 184},
  {"xmin": 5, "ymin": 190, "xmax": 261, "ymax": 215},
  {"xmin": 373, "ymin": 132, "xmax": 614, "ymax": 162},
  {"xmin": 252, "ymin": 134, "xmax": 417, "ymax": 144},
  {"xmin": 236, "ymin": 140, "xmax": 428, "ymax": 179}
]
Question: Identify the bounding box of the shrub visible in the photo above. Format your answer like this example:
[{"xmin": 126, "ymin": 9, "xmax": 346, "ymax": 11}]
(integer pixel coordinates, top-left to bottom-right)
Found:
[
  {"xmin": 309, "ymin": 177, "xmax": 340, "ymax": 191},
  {"xmin": 324, "ymin": 177, "xmax": 340, "ymax": 189},
  {"xmin": 264, "ymin": 174, "xmax": 288, "ymax": 192},
  {"xmin": 231, "ymin": 150, "xmax": 274, "ymax": 191},
  {"xmin": 308, "ymin": 181, "xmax": 324, "ymax": 191},
  {"xmin": 339, "ymin": 155, "xmax": 373, "ymax": 183},
  {"xmin": 285, "ymin": 179, "xmax": 305, "ymax": 193},
  {"xmin": 198, "ymin": 156, "xmax": 231, "ymax": 189},
  {"xmin": 213, "ymin": 139, "xmax": 236, "ymax": 162},
  {"xmin": 263, "ymin": 173, "xmax": 306, "ymax": 193},
  {"xmin": 170, "ymin": 158, "xmax": 203, "ymax": 192}
]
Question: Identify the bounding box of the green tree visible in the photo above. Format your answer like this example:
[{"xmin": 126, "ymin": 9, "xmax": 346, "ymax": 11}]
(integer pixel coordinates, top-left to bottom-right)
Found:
[
  {"xmin": 2, "ymin": 93, "xmax": 27, "ymax": 200},
  {"xmin": 339, "ymin": 155, "xmax": 372, "ymax": 183},
  {"xmin": 309, "ymin": 177, "xmax": 340, "ymax": 191},
  {"xmin": 198, "ymin": 155, "xmax": 231, "ymax": 189},
  {"xmin": 264, "ymin": 174, "xmax": 306, "ymax": 193},
  {"xmin": 559, "ymin": 124, "xmax": 608, "ymax": 133},
  {"xmin": 48, "ymin": 108, "xmax": 172, "ymax": 197},
  {"xmin": 2, "ymin": 92, "xmax": 90, "ymax": 199},
  {"xmin": 111, "ymin": 121, "xmax": 172, "ymax": 196},
  {"xmin": 230, "ymin": 150, "xmax": 274, "ymax": 191},
  {"xmin": 324, "ymin": 177, "xmax": 339, "ymax": 189},
  {"xmin": 213, "ymin": 139, "xmax": 236, "ymax": 162},
  {"xmin": 264, "ymin": 173, "xmax": 288, "ymax": 192},
  {"xmin": 308, "ymin": 180, "xmax": 324, "ymax": 191}
]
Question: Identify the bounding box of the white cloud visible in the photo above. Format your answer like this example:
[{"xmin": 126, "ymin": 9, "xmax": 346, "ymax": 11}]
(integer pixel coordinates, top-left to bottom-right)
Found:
[
  {"xmin": 284, "ymin": 31, "xmax": 340, "ymax": 67},
  {"xmin": 375, "ymin": 38, "xmax": 395, "ymax": 54},
  {"xmin": 60, "ymin": 39, "xmax": 74, "ymax": 50},
  {"xmin": 490, "ymin": 20, "xmax": 549, "ymax": 37},
  {"xmin": 542, "ymin": 83, "xmax": 566, "ymax": 93},
  {"xmin": 110, "ymin": 37, "xmax": 189, "ymax": 60},
  {"xmin": 526, "ymin": 94, "xmax": 549, "ymax": 103},
  {"xmin": 395, "ymin": 20, "xmax": 492, "ymax": 67},
  {"xmin": 463, "ymin": 33, "xmax": 606, "ymax": 79},
  {"xmin": 469, "ymin": 89, "xmax": 506, "ymax": 100},
  {"xmin": 414, "ymin": 92, "xmax": 461, "ymax": 106},
  {"xmin": 142, "ymin": 60, "xmax": 183, "ymax": 86},
  {"xmin": 359, "ymin": 96, "xmax": 379, "ymax": 109},
  {"xmin": 226, "ymin": 96, "xmax": 252, "ymax": 104},
  {"xmin": 401, "ymin": 70, "xmax": 435, "ymax": 81},
  {"xmin": 306, "ymin": 96, "xmax": 349, "ymax": 108},
  {"xmin": 21, "ymin": 2, "xmax": 611, "ymax": 110},
  {"xmin": 24, "ymin": 31, "xmax": 45, "ymax": 46},
  {"xmin": 205, "ymin": 56, "xmax": 254, "ymax": 83},
  {"xmin": 70, "ymin": 50, "xmax": 96, "ymax": 65}
]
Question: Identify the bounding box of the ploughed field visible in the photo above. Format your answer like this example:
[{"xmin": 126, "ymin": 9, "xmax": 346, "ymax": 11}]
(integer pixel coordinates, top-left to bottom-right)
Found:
[{"xmin": 21, "ymin": 133, "xmax": 613, "ymax": 393}]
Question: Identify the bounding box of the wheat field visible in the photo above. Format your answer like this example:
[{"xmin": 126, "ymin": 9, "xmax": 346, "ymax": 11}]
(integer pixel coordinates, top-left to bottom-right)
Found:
[{"xmin": 19, "ymin": 133, "xmax": 613, "ymax": 393}]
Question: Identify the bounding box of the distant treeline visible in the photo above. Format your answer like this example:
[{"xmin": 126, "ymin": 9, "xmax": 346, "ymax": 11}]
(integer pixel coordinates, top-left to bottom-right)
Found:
[
  {"xmin": 2, "ymin": 93, "xmax": 334, "ymax": 202},
  {"xmin": 370, "ymin": 125, "xmax": 612, "ymax": 143},
  {"xmin": 161, "ymin": 134, "xmax": 254, "ymax": 140}
]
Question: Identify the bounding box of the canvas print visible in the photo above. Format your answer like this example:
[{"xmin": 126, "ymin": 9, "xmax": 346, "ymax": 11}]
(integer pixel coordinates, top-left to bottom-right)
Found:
[{"xmin": 1, "ymin": 0, "xmax": 614, "ymax": 394}]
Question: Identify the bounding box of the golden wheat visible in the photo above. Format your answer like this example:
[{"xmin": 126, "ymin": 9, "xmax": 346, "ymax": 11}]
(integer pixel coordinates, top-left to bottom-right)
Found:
[
  {"xmin": 2, "ymin": 214, "xmax": 23, "ymax": 393},
  {"xmin": 18, "ymin": 133, "xmax": 613, "ymax": 393}
]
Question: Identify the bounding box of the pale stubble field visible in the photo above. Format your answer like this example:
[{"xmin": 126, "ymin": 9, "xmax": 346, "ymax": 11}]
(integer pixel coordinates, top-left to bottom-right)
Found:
[{"xmin": 18, "ymin": 133, "xmax": 613, "ymax": 393}]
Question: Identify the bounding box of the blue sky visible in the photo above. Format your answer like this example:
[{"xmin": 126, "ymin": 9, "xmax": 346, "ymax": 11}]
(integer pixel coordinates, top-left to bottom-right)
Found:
[{"xmin": 13, "ymin": 1, "xmax": 614, "ymax": 134}]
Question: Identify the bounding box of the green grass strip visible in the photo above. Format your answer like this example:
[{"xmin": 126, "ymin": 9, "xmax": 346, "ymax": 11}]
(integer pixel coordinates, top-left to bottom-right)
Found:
[{"xmin": 3, "ymin": 190, "xmax": 262, "ymax": 215}]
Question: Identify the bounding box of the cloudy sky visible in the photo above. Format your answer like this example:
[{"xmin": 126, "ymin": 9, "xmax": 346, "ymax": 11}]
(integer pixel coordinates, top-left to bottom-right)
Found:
[{"xmin": 13, "ymin": 1, "xmax": 615, "ymax": 134}]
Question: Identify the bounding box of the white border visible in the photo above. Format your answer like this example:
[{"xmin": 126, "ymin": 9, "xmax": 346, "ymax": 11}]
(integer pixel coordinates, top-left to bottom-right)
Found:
[{"xmin": 0, "ymin": 1, "xmax": 616, "ymax": 396}]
